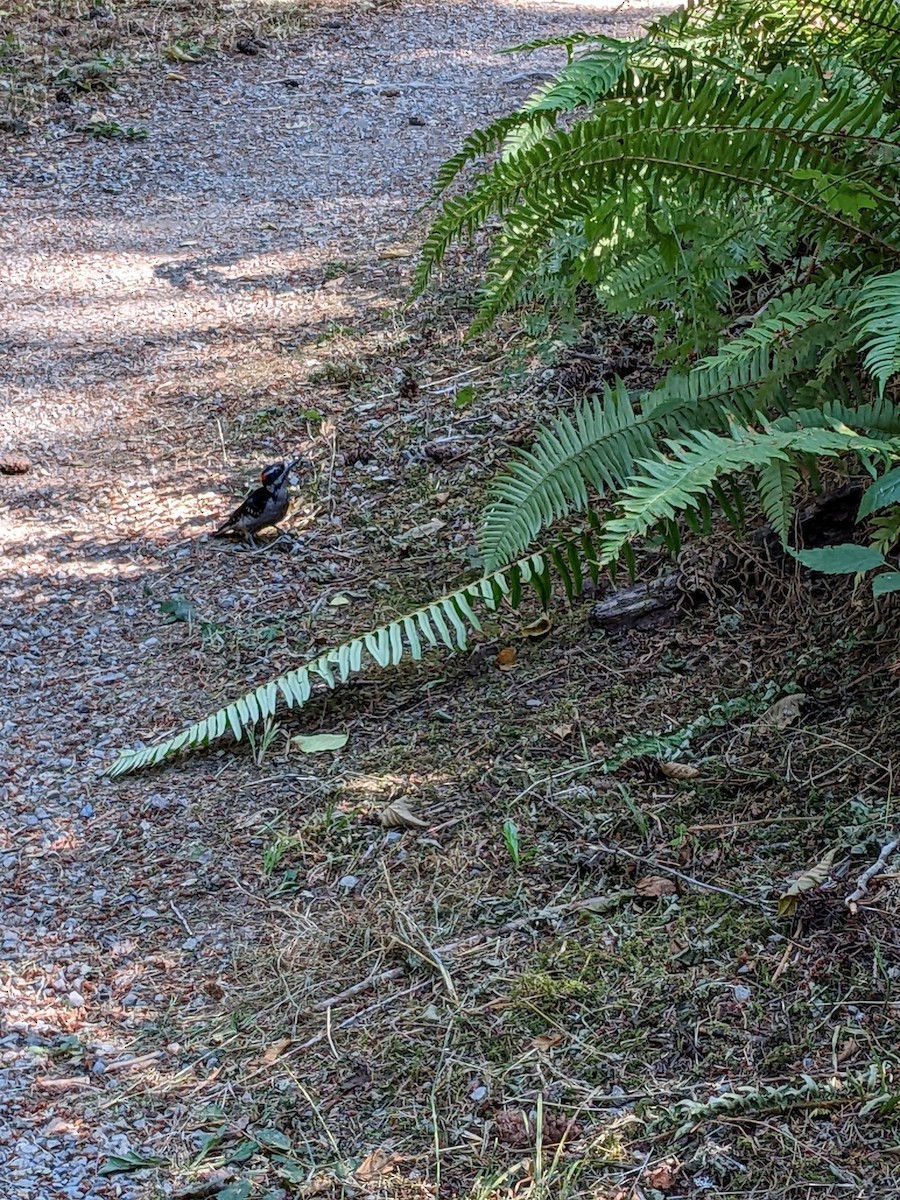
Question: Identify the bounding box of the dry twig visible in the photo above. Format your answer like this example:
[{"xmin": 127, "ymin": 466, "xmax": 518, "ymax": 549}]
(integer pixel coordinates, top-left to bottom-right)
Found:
[{"xmin": 846, "ymin": 835, "xmax": 900, "ymax": 908}]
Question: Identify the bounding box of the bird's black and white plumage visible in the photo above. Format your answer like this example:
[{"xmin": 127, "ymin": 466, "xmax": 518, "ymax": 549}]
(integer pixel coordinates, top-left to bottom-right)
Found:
[{"xmin": 213, "ymin": 459, "xmax": 300, "ymax": 543}]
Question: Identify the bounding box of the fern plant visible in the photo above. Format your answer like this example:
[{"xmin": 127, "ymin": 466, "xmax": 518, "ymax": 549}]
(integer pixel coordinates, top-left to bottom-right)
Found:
[{"xmin": 110, "ymin": 0, "xmax": 900, "ymax": 776}]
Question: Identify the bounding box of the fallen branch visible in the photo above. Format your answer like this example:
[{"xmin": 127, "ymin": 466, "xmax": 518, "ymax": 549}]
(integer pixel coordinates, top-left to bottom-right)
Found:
[
  {"xmin": 104, "ymin": 1051, "xmax": 164, "ymax": 1074},
  {"xmin": 846, "ymin": 835, "xmax": 900, "ymax": 908}
]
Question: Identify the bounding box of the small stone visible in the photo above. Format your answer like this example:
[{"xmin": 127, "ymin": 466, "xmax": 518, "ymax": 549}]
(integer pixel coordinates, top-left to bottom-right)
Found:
[
  {"xmin": 67, "ymin": 991, "xmax": 85, "ymax": 1008},
  {"xmin": 121, "ymin": 992, "xmax": 139, "ymax": 1007},
  {"xmin": 80, "ymin": 803, "xmax": 93, "ymax": 818},
  {"xmin": 733, "ymin": 984, "xmax": 752, "ymax": 1003},
  {"xmin": 470, "ymin": 1085, "xmax": 487, "ymax": 1101},
  {"xmin": 408, "ymin": 114, "xmax": 427, "ymax": 126},
  {"xmin": 338, "ymin": 874, "xmax": 358, "ymax": 890}
]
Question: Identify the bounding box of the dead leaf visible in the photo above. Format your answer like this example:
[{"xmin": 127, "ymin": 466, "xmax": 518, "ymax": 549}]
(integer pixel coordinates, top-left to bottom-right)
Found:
[
  {"xmin": 836, "ymin": 1037, "xmax": 859, "ymax": 1065},
  {"xmin": 778, "ymin": 849, "xmax": 835, "ymax": 916},
  {"xmin": 531, "ymin": 1031, "xmax": 564, "ymax": 1052},
  {"xmin": 380, "ymin": 798, "xmax": 428, "ymax": 830},
  {"xmin": 165, "ymin": 71, "xmax": 188, "ymax": 82},
  {"xmin": 520, "ymin": 615, "xmax": 553, "ymax": 638},
  {"xmin": 644, "ymin": 1161, "xmax": 679, "ymax": 1191},
  {"xmin": 291, "ymin": 732, "xmax": 349, "ymax": 754},
  {"xmin": 394, "ymin": 517, "xmax": 445, "ymax": 545},
  {"xmin": 262, "ymin": 1037, "xmax": 292, "ymax": 1066},
  {"xmin": 635, "ymin": 875, "xmax": 678, "ymax": 898},
  {"xmin": 298, "ymin": 1177, "xmax": 333, "ymax": 1198},
  {"xmin": 378, "ymin": 246, "xmax": 415, "ymax": 260},
  {"xmin": 354, "ymin": 1146, "xmax": 397, "ymax": 1182},
  {"xmin": 434, "ymin": 491, "xmax": 450, "ymax": 505},
  {"xmin": 496, "ymin": 647, "xmax": 517, "ymax": 670},
  {"xmin": 660, "ymin": 761, "xmax": 699, "ymax": 780},
  {"xmin": 550, "ymin": 723, "xmax": 573, "ymax": 740},
  {"xmin": 750, "ymin": 692, "xmax": 806, "ymax": 738}
]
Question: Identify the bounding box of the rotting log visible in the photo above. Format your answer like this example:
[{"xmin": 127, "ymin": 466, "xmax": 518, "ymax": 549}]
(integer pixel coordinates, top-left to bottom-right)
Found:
[{"xmin": 589, "ymin": 572, "xmax": 680, "ymax": 632}]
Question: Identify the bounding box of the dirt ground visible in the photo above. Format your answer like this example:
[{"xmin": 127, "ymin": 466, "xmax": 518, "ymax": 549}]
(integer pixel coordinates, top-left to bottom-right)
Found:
[{"xmin": 3, "ymin": 2, "xmax": 900, "ymax": 1198}]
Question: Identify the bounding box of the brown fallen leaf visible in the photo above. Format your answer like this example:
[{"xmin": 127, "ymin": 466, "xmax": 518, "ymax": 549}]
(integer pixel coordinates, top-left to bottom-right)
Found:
[
  {"xmin": 644, "ymin": 1160, "xmax": 679, "ymax": 1191},
  {"xmin": 496, "ymin": 647, "xmax": 517, "ymax": 671},
  {"xmin": 298, "ymin": 1177, "xmax": 333, "ymax": 1198},
  {"xmin": 635, "ymin": 875, "xmax": 678, "ymax": 898},
  {"xmin": 531, "ymin": 1031, "xmax": 564, "ymax": 1052},
  {"xmin": 836, "ymin": 1037, "xmax": 859, "ymax": 1065},
  {"xmin": 660, "ymin": 760, "xmax": 699, "ymax": 780},
  {"xmin": 394, "ymin": 517, "xmax": 446, "ymax": 545},
  {"xmin": 378, "ymin": 245, "xmax": 415, "ymax": 260},
  {"xmin": 262, "ymin": 1037, "xmax": 292, "ymax": 1065},
  {"xmin": 380, "ymin": 797, "xmax": 429, "ymax": 830},
  {"xmin": 521, "ymin": 615, "xmax": 553, "ymax": 638},
  {"xmin": 750, "ymin": 692, "xmax": 806, "ymax": 738},
  {"xmin": 354, "ymin": 1146, "xmax": 397, "ymax": 1182},
  {"xmin": 550, "ymin": 723, "xmax": 573, "ymax": 740}
]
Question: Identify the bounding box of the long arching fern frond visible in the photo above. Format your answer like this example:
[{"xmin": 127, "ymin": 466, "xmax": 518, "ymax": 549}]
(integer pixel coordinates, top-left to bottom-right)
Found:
[{"xmin": 109, "ymin": 553, "xmax": 554, "ymax": 777}]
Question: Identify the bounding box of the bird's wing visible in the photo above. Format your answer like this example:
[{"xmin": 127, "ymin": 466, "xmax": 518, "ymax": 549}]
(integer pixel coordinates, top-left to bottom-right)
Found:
[{"xmin": 214, "ymin": 484, "xmax": 270, "ymax": 534}]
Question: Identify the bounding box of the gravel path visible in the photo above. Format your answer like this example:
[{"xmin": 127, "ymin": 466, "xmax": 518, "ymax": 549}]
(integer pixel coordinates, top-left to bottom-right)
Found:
[{"xmin": 1, "ymin": 3, "xmax": 669, "ymax": 1195}]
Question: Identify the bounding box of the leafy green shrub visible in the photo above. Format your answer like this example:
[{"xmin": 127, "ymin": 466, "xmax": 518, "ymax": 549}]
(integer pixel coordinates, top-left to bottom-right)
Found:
[{"xmin": 110, "ymin": 0, "xmax": 900, "ymax": 776}]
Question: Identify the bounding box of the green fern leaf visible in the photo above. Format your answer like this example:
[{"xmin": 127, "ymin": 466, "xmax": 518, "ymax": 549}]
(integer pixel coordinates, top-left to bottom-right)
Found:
[
  {"xmin": 757, "ymin": 457, "xmax": 800, "ymax": 543},
  {"xmin": 108, "ymin": 555, "xmax": 556, "ymax": 778},
  {"xmin": 853, "ymin": 270, "xmax": 900, "ymax": 396},
  {"xmin": 481, "ymin": 380, "xmax": 659, "ymax": 569},
  {"xmin": 600, "ymin": 424, "xmax": 900, "ymax": 565}
]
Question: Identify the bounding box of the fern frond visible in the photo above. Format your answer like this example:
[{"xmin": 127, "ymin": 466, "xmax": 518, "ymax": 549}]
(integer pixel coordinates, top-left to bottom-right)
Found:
[
  {"xmin": 599, "ymin": 424, "xmax": 900, "ymax": 564},
  {"xmin": 108, "ymin": 552, "xmax": 561, "ymax": 777},
  {"xmin": 706, "ymin": 307, "xmax": 836, "ymax": 369},
  {"xmin": 519, "ymin": 44, "xmax": 634, "ymax": 114},
  {"xmin": 757, "ymin": 457, "xmax": 800, "ymax": 542},
  {"xmin": 869, "ymin": 509, "xmax": 900, "ymax": 556},
  {"xmin": 420, "ymin": 76, "xmax": 895, "ymax": 325},
  {"xmin": 853, "ymin": 270, "xmax": 900, "ymax": 396},
  {"xmin": 481, "ymin": 345, "xmax": 851, "ymax": 570},
  {"xmin": 480, "ymin": 381, "xmax": 659, "ymax": 570}
]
